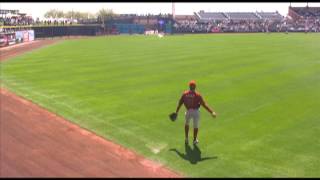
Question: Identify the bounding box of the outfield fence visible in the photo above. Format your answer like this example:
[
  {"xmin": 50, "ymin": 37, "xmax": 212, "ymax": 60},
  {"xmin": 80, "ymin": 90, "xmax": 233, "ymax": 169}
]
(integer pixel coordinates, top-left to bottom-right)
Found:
[{"xmin": 0, "ymin": 24, "xmax": 105, "ymax": 47}]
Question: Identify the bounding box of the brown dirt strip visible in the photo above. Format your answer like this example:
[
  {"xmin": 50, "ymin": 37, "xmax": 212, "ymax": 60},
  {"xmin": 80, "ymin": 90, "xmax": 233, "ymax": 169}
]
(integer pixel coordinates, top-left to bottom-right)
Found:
[
  {"xmin": 0, "ymin": 40, "xmax": 60, "ymax": 62},
  {"xmin": 0, "ymin": 40, "xmax": 182, "ymax": 177}
]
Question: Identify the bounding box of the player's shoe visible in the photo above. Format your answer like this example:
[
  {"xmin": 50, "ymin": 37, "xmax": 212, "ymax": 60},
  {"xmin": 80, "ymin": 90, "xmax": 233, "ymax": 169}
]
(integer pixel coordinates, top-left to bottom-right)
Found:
[{"xmin": 193, "ymin": 139, "xmax": 199, "ymax": 145}]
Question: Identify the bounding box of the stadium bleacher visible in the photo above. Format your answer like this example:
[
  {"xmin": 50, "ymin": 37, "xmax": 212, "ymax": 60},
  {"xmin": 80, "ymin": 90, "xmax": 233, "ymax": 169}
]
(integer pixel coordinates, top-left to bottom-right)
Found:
[
  {"xmin": 291, "ymin": 7, "xmax": 320, "ymax": 18},
  {"xmin": 225, "ymin": 12, "xmax": 259, "ymax": 20},
  {"xmin": 195, "ymin": 10, "xmax": 283, "ymax": 22},
  {"xmin": 0, "ymin": 9, "xmax": 33, "ymax": 26},
  {"xmin": 195, "ymin": 11, "xmax": 228, "ymax": 22},
  {"xmin": 289, "ymin": 6, "xmax": 320, "ymax": 22},
  {"xmin": 256, "ymin": 12, "xmax": 284, "ymax": 21}
]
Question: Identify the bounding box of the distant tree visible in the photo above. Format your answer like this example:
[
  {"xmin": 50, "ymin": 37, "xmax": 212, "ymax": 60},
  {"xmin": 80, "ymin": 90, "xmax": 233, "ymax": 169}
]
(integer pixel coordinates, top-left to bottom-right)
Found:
[
  {"xmin": 97, "ymin": 8, "xmax": 114, "ymax": 24},
  {"xmin": 44, "ymin": 9, "xmax": 66, "ymax": 19},
  {"xmin": 65, "ymin": 10, "xmax": 75, "ymax": 20},
  {"xmin": 44, "ymin": 9, "xmax": 58, "ymax": 18},
  {"xmin": 79, "ymin": 12, "xmax": 87, "ymax": 20},
  {"xmin": 79, "ymin": 12, "xmax": 90, "ymax": 20},
  {"xmin": 56, "ymin": 10, "xmax": 64, "ymax": 18},
  {"xmin": 81, "ymin": 12, "xmax": 96, "ymax": 20},
  {"xmin": 63, "ymin": 11, "xmax": 94, "ymax": 20},
  {"xmin": 87, "ymin": 12, "xmax": 97, "ymax": 19},
  {"xmin": 73, "ymin": 11, "xmax": 82, "ymax": 20}
]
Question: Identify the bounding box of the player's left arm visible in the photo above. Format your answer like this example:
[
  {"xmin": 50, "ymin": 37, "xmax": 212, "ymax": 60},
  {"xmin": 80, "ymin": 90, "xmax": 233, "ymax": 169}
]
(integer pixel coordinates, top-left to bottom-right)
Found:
[{"xmin": 200, "ymin": 96, "xmax": 217, "ymax": 118}]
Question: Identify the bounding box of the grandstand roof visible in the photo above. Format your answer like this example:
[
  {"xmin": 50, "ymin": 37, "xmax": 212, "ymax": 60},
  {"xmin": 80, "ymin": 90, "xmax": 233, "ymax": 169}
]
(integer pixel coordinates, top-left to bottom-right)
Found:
[
  {"xmin": 174, "ymin": 15, "xmax": 196, "ymax": 20},
  {"xmin": 196, "ymin": 11, "xmax": 227, "ymax": 21},
  {"xmin": 0, "ymin": 9, "xmax": 19, "ymax": 15}
]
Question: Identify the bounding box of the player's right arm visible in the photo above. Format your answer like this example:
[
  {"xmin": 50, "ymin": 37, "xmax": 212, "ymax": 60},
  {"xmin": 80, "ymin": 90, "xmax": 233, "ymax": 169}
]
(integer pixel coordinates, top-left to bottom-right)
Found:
[{"xmin": 175, "ymin": 94, "xmax": 184, "ymax": 114}]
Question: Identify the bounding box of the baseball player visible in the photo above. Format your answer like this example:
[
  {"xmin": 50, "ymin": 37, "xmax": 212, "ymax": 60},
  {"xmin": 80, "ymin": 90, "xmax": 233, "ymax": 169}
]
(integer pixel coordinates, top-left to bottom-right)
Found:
[{"xmin": 175, "ymin": 80, "xmax": 217, "ymax": 145}]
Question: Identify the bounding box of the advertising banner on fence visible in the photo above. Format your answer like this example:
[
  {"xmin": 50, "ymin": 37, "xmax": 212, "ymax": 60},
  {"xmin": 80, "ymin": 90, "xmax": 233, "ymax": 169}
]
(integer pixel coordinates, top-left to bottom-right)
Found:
[
  {"xmin": 7, "ymin": 32, "xmax": 16, "ymax": 45},
  {"xmin": 23, "ymin": 31, "xmax": 29, "ymax": 42},
  {"xmin": 15, "ymin": 30, "xmax": 34, "ymax": 43},
  {"xmin": 0, "ymin": 33, "xmax": 8, "ymax": 47},
  {"xmin": 28, "ymin": 30, "xmax": 34, "ymax": 41},
  {"xmin": 15, "ymin": 31, "xmax": 24, "ymax": 43}
]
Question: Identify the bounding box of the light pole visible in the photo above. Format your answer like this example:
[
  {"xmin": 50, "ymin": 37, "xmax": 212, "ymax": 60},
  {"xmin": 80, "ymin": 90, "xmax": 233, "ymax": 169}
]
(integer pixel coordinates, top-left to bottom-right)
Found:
[{"xmin": 172, "ymin": 3, "xmax": 175, "ymax": 20}]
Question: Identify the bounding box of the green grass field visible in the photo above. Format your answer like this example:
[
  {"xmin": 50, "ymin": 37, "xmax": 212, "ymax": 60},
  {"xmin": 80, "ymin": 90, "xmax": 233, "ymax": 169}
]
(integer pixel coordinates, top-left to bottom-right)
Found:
[{"xmin": 1, "ymin": 33, "xmax": 320, "ymax": 177}]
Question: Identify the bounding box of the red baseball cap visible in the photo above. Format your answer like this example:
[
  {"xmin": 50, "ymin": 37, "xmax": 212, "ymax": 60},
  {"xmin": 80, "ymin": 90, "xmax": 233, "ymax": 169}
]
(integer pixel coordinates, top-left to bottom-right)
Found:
[{"xmin": 189, "ymin": 80, "xmax": 196, "ymax": 86}]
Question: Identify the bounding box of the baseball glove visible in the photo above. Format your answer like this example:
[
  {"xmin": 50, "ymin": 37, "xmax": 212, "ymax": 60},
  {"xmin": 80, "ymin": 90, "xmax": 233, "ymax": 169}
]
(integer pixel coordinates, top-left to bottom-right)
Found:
[{"xmin": 169, "ymin": 112, "xmax": 177, "ymax": 121}]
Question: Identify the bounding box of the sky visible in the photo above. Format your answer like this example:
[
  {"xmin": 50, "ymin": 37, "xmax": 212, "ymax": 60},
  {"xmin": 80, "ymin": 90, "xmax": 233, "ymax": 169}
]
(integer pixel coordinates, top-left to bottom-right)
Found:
[{"xmin": 1, "ymin": 2, "xmax": 319, "ymax": 20}]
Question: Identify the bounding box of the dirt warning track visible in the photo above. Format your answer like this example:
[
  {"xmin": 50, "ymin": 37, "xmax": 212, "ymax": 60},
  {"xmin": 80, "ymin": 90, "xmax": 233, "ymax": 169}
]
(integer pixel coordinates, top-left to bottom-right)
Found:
[
  {"xmin": 0, "ymin": 40, "xmax": 59, "ymax": 62},
  {"xmin": 0, "ymin": 40, "xmax": 181, "ymax": 177}
]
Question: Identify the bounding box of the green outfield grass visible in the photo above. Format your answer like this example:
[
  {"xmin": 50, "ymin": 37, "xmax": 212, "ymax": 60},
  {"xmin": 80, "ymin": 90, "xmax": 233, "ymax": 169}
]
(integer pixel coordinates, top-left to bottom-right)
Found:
[{"xmin": 1, "ymin": 33, "xmax": 320, "ymax": 177}]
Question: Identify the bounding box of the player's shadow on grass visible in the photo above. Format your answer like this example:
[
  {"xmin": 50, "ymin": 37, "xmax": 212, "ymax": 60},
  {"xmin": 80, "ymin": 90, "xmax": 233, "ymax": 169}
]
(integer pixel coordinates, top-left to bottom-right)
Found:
[{"xmin": 169, "ymin": 143, "xmax": 217, "ymax": 165}]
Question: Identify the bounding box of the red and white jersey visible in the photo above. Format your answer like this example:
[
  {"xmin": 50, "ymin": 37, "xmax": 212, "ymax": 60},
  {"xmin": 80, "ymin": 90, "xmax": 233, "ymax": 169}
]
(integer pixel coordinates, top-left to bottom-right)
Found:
[{"xmin": 179, "ymin": 90, "xmax": 204, "ymax": 110}]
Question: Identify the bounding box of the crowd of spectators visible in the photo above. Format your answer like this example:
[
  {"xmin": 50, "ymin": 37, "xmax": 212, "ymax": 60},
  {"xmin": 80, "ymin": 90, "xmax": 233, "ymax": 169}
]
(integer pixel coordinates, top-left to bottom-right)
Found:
[
  {"xmin": 0, "ymin": 16, "xmax": 91, "ymax": 26},
  {"xmin": 173, "ymin": 19, "xmax": 320, "ymax": 33},
  {"xmin": 0, "ymin": 9, "xmax": 83, "ymax": 27},
  {"xmin": 173, "ymin": 19, "xmax": 283, "ymax": 33},
  {"xmin": 33, "ymin": 18, "xmax": 79, "ymax": 26},
  {"xmin": 292, "ymin": 7, "xmax": 320, "ymax": 18},
  {"xmin": 173, "ymin": 10, "xmax": 320, "ymax": 33},
  {"xmin": 0, "ymin": 16, "xmax": 34, "ymax": 26}
]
